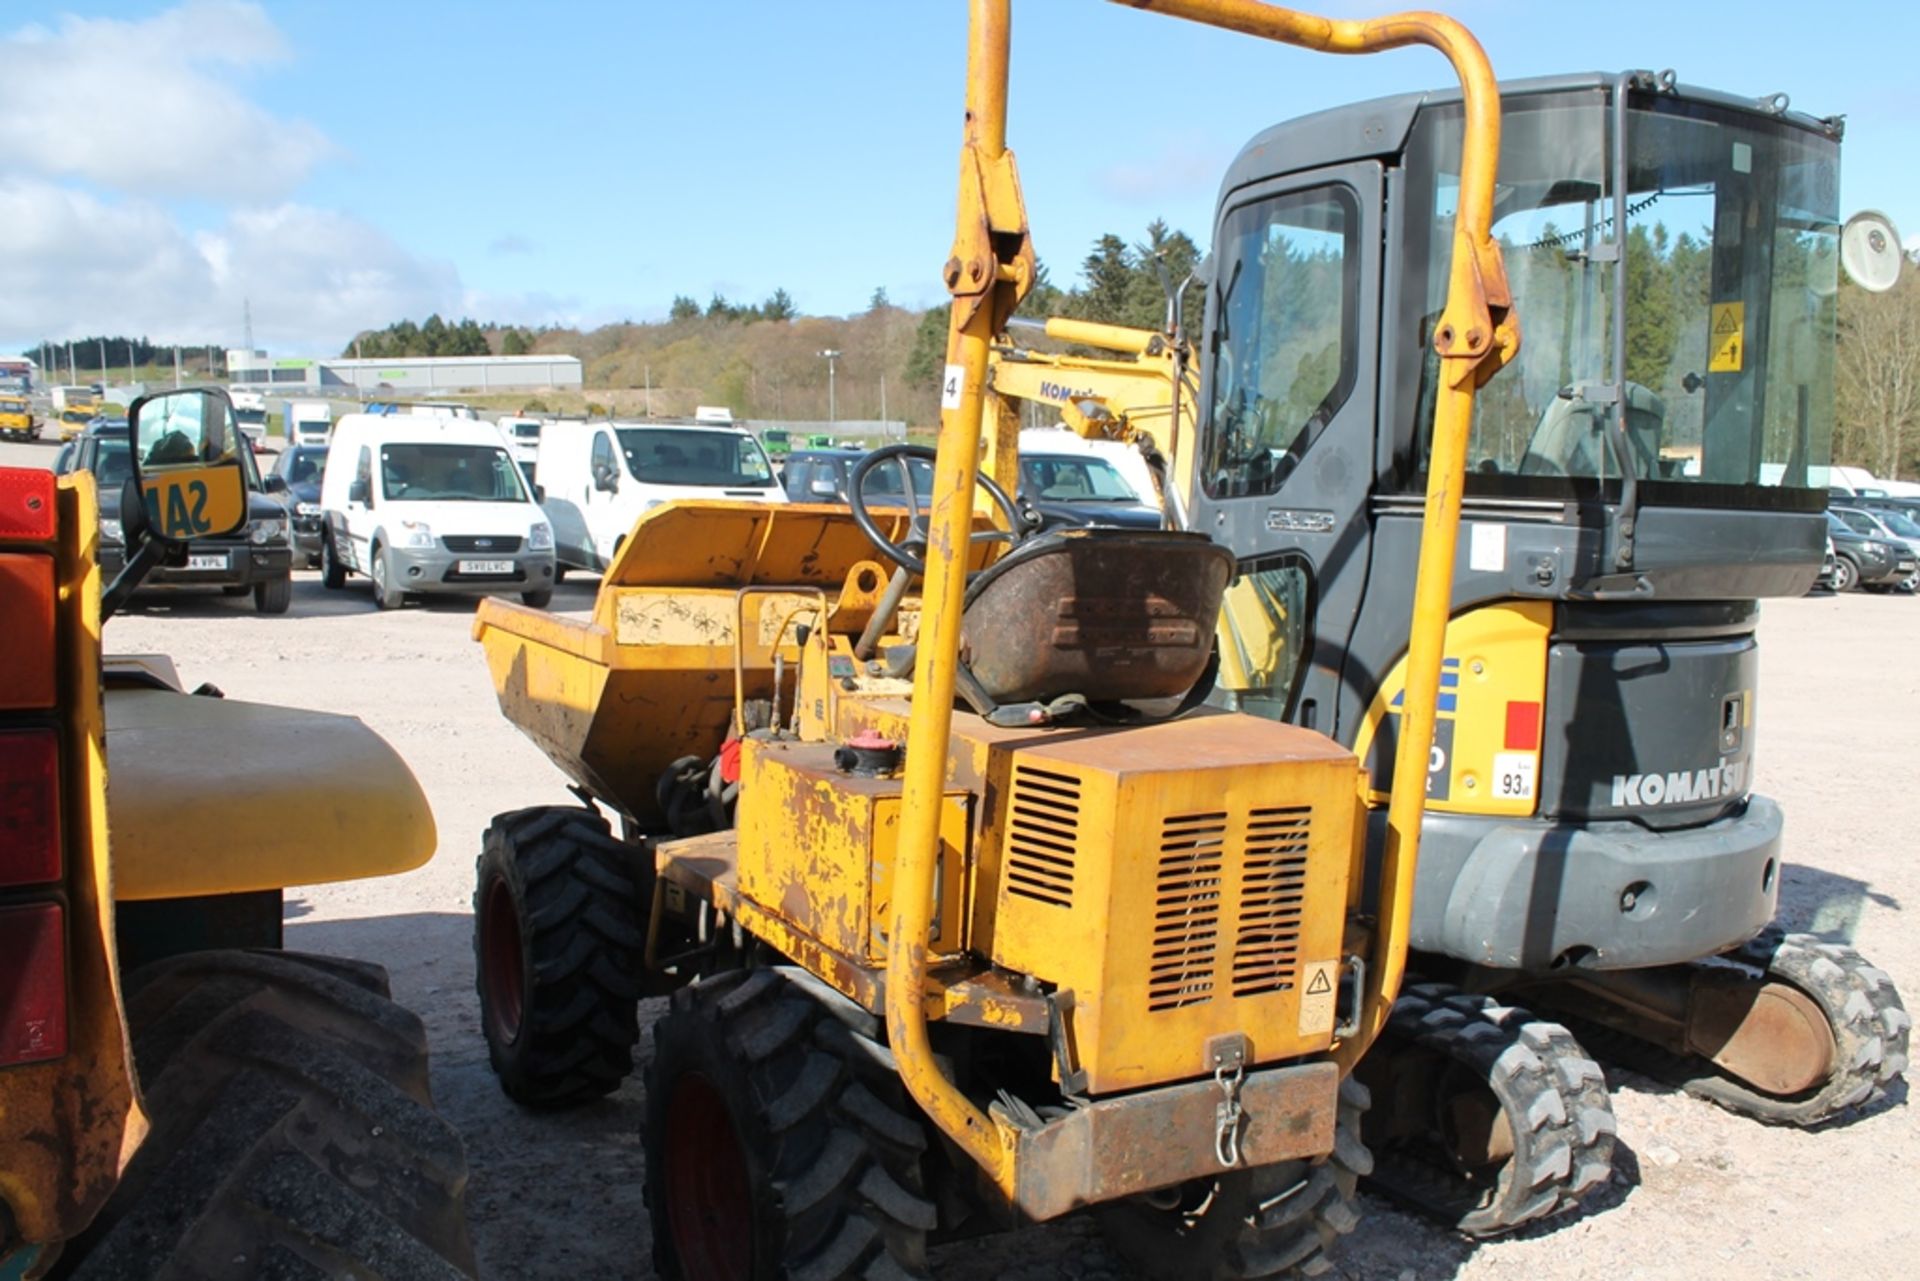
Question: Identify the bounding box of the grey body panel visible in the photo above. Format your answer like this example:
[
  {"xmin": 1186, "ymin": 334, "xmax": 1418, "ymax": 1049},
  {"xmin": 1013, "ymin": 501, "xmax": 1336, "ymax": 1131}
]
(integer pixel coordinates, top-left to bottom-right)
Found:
[
  {"xmin": 382, "ymin": 544, "xmax": 556, "ymax": 596},
  {"xmin": 1383, "ymin": 798, "xmax": 1782, "ymax": 972}
]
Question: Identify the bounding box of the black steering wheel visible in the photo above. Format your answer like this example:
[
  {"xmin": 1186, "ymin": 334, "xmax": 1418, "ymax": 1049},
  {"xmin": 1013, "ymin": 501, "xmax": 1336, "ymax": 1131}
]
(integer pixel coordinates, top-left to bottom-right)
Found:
[{"xmin": 847, "ymin": 444, "xmax": 1032, "ymax": 576}]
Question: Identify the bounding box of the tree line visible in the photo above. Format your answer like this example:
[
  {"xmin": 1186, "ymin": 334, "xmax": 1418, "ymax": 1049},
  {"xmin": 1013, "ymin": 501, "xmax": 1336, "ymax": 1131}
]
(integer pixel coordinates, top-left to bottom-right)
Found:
[{"xmin": 18, "ymin": 336, "xmax": 215, "ymax": 373}]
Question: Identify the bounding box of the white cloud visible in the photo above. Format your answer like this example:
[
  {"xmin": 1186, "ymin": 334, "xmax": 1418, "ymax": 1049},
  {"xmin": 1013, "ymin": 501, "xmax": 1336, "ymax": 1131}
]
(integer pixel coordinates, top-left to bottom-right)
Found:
[
  {"xmin": 488, "ymin": 233, "xmax": 536, "ymax": 257},
  {"xmin": 0, "ymin": 179, "xmax": 460, "ymax": 352},
  {"xmin": 0, "ymin": 1, "xmax": 332, "ymax": 200}
]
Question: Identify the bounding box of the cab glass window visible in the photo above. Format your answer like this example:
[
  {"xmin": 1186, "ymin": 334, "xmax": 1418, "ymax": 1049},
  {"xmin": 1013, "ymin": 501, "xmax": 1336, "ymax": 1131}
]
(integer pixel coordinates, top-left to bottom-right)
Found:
[{"xmin": 1204, "ymin": 185, "xmax": 1358, "ymax": 499}]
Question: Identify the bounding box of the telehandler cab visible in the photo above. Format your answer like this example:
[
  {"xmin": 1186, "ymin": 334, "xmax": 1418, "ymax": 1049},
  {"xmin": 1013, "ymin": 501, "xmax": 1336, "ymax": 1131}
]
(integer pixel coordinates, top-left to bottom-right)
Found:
[
  {"xmin": 0, "ymin": 389, "xmax": 473, "ymax": 1279},
  {"xmin": 471, "ymin": 2, "xmax": 1526, "ymax": 1277},
  {"xmin": 980, "ymin": 65, "xmax": 1910, "ymax": 1237}
]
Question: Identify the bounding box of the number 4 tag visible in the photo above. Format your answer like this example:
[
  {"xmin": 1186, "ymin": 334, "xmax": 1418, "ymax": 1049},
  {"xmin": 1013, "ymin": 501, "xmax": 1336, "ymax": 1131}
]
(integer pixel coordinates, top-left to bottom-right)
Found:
[{"xmin": 940, "ymin": 364, "xmax": 965, "ymax": 410}]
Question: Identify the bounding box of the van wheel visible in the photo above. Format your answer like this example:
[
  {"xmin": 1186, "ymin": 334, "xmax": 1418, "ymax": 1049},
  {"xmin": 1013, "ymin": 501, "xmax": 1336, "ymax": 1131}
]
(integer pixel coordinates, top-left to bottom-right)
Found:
[
  {"xmin": 321, "ymin": 534, "xmax": 347, "ymax": 589},
  {"xmin": 372, "ymin": 544, "xmax": 406, "ymax": 611},
  {"xmin": 520, "ymin": 588, "xmax": 553, "ymax": 609},
  {"xmin": 552, "ymin": 562, "xmax": 568, "ymax": 584},
  {"xmin": 254, "ymin": 576, "xmax": 293, "ymax": 615}
]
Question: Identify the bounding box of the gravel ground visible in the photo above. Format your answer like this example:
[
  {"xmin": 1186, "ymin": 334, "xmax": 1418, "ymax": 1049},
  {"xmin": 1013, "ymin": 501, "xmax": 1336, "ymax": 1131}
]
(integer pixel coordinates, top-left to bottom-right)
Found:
[{"xmin": 12, "ymin": 434, "xmax": 1913, "ymax": 1280}]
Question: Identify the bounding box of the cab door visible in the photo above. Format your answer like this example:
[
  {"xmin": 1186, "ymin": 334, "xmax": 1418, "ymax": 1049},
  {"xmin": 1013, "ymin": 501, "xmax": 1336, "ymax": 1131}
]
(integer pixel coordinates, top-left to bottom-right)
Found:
[{"xmin": 1188, "ymin": 160, "xmax": 1384, "ymax": 735}]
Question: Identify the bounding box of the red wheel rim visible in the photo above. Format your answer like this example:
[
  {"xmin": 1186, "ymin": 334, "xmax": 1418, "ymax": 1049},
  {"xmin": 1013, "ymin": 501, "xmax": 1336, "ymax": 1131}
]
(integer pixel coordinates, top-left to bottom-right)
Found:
[
  {"xmin": 481, "ymin": 875, "xmax": 525, "ymax": 1044},
  {"xmin": 664, "ymin": 1072, "xmax": 755, "ymax": 1281}
]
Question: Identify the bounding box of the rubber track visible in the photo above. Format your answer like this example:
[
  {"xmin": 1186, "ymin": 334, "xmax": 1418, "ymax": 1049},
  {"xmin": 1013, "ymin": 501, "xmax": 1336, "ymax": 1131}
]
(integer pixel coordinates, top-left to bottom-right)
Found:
[
  {"xmin": 644, "ymin": 967, "xmax": 934, "ymax": 1279},
  {"xmin": 1363, "ymin": 985, "xmax": 1616, "ymax": 1238},
  {"xmin": 1581, "ymin": 931, "xmax": 1910, "ymax": 1127},
  {"xmin": 56, "ymin": 949, "xmax": 475, "ymax": 1280},
  {"xmin": 474, "ymin": 805, "xmax": 645, "ymax": 1107},
  {"xmin": 1097, "ymin": 1078, "xmax": 1371, "ymax": 1279}
]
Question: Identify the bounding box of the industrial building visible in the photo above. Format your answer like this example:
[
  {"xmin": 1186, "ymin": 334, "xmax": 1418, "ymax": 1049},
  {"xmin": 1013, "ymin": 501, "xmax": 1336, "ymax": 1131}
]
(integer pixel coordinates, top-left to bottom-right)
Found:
[{"xmin": 226, "ymin": 350, "xmax": 583, "ymax": 394}]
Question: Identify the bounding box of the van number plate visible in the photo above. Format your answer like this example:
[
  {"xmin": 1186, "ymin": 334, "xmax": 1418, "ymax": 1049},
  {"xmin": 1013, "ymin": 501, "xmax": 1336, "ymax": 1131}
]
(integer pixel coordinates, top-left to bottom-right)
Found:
[
  {"xmin": 185, "ymin": 553, "xmax": 229, "ymax": 571},
  {"xmin": 458, "ymin": 559, "xmax": 514, "ymax": 575}
]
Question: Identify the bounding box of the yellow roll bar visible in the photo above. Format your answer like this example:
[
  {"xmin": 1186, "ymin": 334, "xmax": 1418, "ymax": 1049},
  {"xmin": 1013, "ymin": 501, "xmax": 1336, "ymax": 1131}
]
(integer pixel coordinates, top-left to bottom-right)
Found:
[{"xmin": 887, "ymin": 0, "xmax": 1517, "ymax": 1192}]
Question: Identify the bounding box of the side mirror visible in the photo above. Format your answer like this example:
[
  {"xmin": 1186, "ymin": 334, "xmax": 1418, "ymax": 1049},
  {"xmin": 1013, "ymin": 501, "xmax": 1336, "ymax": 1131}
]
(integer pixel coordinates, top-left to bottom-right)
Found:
[
  {"xmin": 103, "ymin": 388, "xmax": 248, "ymax": 619},
  {"xmin": 263, "ymin": 473, "xmax": 288, "ymax": 494},
  {"xmin": 532, "ymin": 484, "xmax": 547, "ymax": 504},
  {"xmin": 593, "ymin": 465, "xmax": 619, "ymax": 494},
  {"xmin": 348, "ymin": 477, "xmax": 371, "ymax": 505},
  {"xmin": 128, "ymin": 388, "xmax": 248, "ymax": 544}
]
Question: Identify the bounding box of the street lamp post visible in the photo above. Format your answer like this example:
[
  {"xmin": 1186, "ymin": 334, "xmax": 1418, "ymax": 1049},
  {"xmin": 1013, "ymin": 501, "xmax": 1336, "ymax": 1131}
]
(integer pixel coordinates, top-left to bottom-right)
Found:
[{"xmin": 819, "ymin": 349, "xmax": 841, "ymax": 425}]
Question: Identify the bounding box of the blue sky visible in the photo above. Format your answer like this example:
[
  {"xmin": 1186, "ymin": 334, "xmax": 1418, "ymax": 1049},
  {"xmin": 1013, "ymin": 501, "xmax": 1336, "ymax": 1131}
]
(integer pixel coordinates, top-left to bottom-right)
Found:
[{"xmin": 5, "ymin": 1, "xmax": 1918, "ymax": 354}]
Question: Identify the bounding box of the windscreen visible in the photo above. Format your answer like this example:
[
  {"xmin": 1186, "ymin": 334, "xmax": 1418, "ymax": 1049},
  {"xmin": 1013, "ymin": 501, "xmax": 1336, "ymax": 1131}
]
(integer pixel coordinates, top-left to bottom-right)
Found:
[
  {"xmin": 616, "ymin": 428, "xmax": 776, "ymax": 487},
  {"xmin": 286, "ymin": 447, "xmax": 327, "ymax": 486},
  {"xmin": 91, "ymin": 439, "xmax": 133, "ymax": 490},
  {"xmin": 1020, "ymin": 455, "xmax": 1140, "ymax": 502},
  {"xmin": 380, "ymin": 443, "xmax": 528, "ymax": 502},
  {"xmin": 1404, "ymin": 87, "xmax": 1838, "ymax": 509}
]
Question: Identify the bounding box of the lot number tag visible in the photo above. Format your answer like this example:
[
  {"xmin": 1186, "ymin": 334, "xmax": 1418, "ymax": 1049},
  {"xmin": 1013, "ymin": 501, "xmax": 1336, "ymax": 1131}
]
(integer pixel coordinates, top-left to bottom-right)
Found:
[{"xmin": 940, "ymin": 364, "xmax": 965, "ymax": 410}]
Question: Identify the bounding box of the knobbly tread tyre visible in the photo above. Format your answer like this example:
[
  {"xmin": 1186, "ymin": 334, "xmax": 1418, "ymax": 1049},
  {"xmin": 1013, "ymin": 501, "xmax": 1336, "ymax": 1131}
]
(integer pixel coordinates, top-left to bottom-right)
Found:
[
  {"xmin": 1362, "ymin": 984, "xmax": 1616, "ymax": 1238},
  {"xmin": 55, "ymin": 949, "xmax": 475, "ymax": 1280},
  {"xmin": 643, "ymin": 967, "xmax": 934, "ymax": 1280},
  {"xmin": 1096, "ymin": 1077, "xmax": 1370, "ymax": 1279},
  {"xmin": 1681, "ymin": 931, "xmax": 1910, "ymax": 1125},
  {"xmin": 473, "ymin": 805, "xmax": 645, "ymax": 1108}
]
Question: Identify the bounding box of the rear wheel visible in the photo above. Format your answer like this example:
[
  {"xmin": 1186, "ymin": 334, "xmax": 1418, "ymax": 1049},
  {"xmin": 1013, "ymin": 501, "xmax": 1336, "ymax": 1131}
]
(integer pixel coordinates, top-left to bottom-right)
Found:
[
  {"xmin": 1097, "ymin": 1078, "xmax": 1370, "ymax": 1280},
  {"xmin": 372, "ymin": 543, "xmax": 406, "ymax": 610},
  {"xmin": 254, "ymin": 575, "xmax": 292, "ymax": 614},
  {"xmin": 321, "ymin": 532, "xmax": 347, "ymax": 589},
  {"xmin": 644, "ymin": 968, "xmax": 934, "ymax": 1280},
  {"xmin": 55, "ymin": 949, "xmax": 475, "ymax": 1280},
  {"xmin": 473, "ymin": 806, "xmax": 646, "ymax": 1107}
]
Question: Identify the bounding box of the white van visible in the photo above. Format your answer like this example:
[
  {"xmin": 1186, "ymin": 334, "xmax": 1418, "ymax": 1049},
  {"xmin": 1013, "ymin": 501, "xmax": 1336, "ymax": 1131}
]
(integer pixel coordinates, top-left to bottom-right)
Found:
[
  {"xmin": 536, "ymin": 419, "xmax": 786, "ymax": 574},
  {"xmin": 319, "ymin": 413, "xmax": 557, "ymax": 610}
]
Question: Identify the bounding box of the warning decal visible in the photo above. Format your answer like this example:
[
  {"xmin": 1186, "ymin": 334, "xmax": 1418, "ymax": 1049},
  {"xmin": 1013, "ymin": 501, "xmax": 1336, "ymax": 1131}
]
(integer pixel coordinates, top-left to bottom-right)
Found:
[
  {"xmin": 1298, "ymin": 960, "xmax": 1339, "ymax": 1036},
  {"xmin": 1709, "ymin": 301, "xmax": 1745, "ymax": 373}
]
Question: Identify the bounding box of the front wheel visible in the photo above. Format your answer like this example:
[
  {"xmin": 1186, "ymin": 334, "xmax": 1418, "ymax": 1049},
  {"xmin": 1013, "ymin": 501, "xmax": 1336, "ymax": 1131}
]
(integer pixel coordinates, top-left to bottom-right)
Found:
[
  {"xmin": 1097, "ymin": 1078, "xmax": 1370, "ymax": 1280},
  {"xmin": 321, "ymin": 533, "xmax": 347, "ymax": 589},
  {"xmin": 1832, "ymin": 555, "xmax": 1859, "ymax": 592},
  {"xmin": 371, "ymin": 544, "xmax": 405, "ymax": 611},
  {"xmin": 254, "ymin": 575, "xmax": 292, "ymax": 614},
  {"xmin": 521, "ymin": 587, "xmax": 553, "ymax": 609}
]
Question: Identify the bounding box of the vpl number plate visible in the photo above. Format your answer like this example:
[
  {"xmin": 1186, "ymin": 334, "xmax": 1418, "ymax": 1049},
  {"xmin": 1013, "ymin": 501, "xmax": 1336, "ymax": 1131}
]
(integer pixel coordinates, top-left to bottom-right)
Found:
[
  {"xmin": 458, "ymin": 559, "xmax": 514, "ymax": 575},
  {"xmin": 185, "ymin": 553, "xmax": 229, "ymax": 571}
]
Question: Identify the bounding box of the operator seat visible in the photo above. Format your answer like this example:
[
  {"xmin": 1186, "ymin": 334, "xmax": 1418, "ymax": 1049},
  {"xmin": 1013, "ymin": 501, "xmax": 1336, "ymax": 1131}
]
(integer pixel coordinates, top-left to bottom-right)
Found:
[{"xmin": 952, "ymin": 527, "xmax": 1233, "ymax": 726}]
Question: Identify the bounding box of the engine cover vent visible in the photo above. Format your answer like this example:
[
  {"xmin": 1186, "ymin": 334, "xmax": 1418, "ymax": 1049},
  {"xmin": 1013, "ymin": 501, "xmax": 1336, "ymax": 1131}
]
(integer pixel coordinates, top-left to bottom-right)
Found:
[
  {"xmin": 1149, "ymin": 811, "xmax": 1227, "ymax": 1011},
  {"xmin": 1005, "ymin": 764, "xmax": 1080, "ymax": 908},
  {"xmin": 1232, "ymin": 805, "xmax": 1311, "ymax": 997}
]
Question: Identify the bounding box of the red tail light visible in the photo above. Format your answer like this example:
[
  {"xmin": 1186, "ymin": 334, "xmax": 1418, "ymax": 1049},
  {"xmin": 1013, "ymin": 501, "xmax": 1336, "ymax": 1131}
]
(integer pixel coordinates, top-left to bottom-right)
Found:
[
  {"xmin": 0, "ymin": 467, "xmax": 56, "ymax": 541},
  {"xmin": 0, "ymin": 729, "xmax": 60, "ymax": 888},
  {"xmin": 0, "ymin": 902, "xmax": 67, "ymax": 1066}
]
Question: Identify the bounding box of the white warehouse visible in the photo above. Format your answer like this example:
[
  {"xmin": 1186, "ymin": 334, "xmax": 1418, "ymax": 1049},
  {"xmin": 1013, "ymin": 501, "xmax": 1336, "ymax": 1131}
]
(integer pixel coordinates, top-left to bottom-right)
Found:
[{"xmin": 226, "ymin": 351, "xmax": 583, "ymax": 394}]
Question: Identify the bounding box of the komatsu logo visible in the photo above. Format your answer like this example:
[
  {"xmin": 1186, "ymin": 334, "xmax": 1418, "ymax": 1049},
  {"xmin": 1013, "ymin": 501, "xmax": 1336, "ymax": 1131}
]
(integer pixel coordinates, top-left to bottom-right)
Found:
[
  {"xmin": 1610, "ymin": 758, "xmax": 1746, "ymax": 808},
  {"xmin": 1038, "ymin": 381, "xmax": 1096, "ymax": 402}
]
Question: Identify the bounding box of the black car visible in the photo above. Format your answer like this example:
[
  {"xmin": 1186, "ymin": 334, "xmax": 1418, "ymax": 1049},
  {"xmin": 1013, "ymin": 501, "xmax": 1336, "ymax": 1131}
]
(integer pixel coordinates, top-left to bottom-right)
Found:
[
  {"xmin": 781, "ymin": 447, "xmax": 872, "ymax": 503},
  {"xmin": 265, "ymin": 443, "xmax": 329, "ymax": 566},
  {"xmin": 1017, "ymin": 452, "xmax": 1161, "ymax": 530},
  {"xmin": 1824, "ymin": 511, "xmax": 1912, "ymax": 593},
  {"xmin": 54, "ymin": 425, "xmax": 294, "ymax": 613}
]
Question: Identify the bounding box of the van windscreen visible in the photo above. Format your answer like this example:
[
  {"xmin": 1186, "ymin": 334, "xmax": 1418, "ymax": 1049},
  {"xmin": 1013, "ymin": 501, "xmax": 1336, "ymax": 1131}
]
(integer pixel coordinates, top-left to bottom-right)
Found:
[
  {"xmin": 616, "ymin": 428, "xmax": 775, "ymax": 487},
  {"xmin": 380, "ymin": 443, "xmax": 528, "ymax": 502}
]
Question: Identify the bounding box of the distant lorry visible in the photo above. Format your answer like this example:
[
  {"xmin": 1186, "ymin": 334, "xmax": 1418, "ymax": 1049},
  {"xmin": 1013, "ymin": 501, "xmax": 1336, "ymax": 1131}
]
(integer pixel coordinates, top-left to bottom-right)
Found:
[
  {"xmin": 0, "ymin": 392, "xmax": 36, "ymax": 441},
  {"xmin": 0, "ymin": 358, "xmax": 32, "ymax": 393},
  {"xmin": 51, "ymin": 385, "xmax": 101, "ymax": 440},
  {"xmin": 283, "ymin": 399, "xmax": 333, "ymax": 446},
  {"xmin": 495, "ymin": 415, "xmax": 544, "ymax": 486},
  {"xmin": 226, "ymin": 385, "xmax": 268, "ymax": 448}
]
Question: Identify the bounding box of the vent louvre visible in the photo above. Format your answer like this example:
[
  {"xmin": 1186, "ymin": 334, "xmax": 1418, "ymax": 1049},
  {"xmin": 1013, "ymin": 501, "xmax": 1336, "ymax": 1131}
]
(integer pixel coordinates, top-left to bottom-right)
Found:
[
  {"xmin": 1005, "ymin": 765, "xmax": 1081, "ymax": 908},
  {"xmin": 1149, "ymin": 812, "xmax": 1226, "ymax": 1011},
  {"xmin": 1232, "ymin": 805, "xmax": 1312, "ymax": 997}
]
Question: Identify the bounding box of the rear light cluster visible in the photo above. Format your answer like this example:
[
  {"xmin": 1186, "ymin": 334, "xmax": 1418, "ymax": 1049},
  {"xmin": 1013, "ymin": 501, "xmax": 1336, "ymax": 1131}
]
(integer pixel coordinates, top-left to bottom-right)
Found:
[{"xmin": 0, "ymin": 466, "xmax": 67, "ymax": 1068}]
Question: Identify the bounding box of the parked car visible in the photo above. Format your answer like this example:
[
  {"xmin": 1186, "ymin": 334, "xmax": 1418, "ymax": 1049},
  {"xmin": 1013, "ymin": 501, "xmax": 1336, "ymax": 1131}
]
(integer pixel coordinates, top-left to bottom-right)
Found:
[
  {"xmin": 320, "ymin": 413, "xmax": 557, "ymax": 609},
  {"xmin": 1017, "ymin": 451, "xmax": 1161, "ymax": 529},
  {"xmin": 1825, "ymin": 511, "xmax": 1914, "ymax": 593},
  {"xmin": 52, "ymin": 418, "xmax": 293, "ymax": 613},
  {"xmin": 537, "ymin": 418, "xmax": 786, "ymax": 576},
  {"xmin": 265, "ymin": 442, "xmax": 329, "ymax": 567},
  {"xmin": 782, "ymin": 447, "xmax": 882, "ymax": 503},
  {"xmin": 1833, "ymin": 506, "xmax": 1920, "ymax": 592}
]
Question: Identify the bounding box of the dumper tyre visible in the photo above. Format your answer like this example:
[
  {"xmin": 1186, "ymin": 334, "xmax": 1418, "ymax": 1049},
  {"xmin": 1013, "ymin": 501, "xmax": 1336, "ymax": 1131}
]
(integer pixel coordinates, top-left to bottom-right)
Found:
[
  {"xmin": 55, "ymin": 948, "xmax": 476, "ymax": 1280},
  {"xmin": 474, "ymin": 805, "xmax": 646, "ymax": 1108},
  {"xmin": 644, "ymin": 967, "xmax": 935, "ymax": 1280},
  {"xmin": 1096, "ymin": 1077, "xmax": 1370, "ymax": 1280},
  {"xmin": 321, "ymin": 531, "xmax": 347, "ymax": 589}
]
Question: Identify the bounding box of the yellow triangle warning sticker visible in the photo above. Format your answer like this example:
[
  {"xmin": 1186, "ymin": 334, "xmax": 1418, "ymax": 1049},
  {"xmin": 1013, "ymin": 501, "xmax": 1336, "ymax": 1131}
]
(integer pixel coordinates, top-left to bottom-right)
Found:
[
  {"xmin": 1710, "ymin": 302, "xmax": 1745, "ymax": 373},
  {"xmin": 1298, "ymin": 960, "xmax": 1339, "ymax": 1036},
  {"xmin": 1306, "ymin": 968, "xmax": 1333, "ymax": 995},
  {"xmin": 1714, "ymin": 307, "xmax": 1741, "ymax": 334}
]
